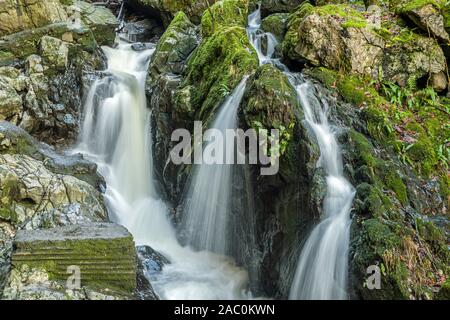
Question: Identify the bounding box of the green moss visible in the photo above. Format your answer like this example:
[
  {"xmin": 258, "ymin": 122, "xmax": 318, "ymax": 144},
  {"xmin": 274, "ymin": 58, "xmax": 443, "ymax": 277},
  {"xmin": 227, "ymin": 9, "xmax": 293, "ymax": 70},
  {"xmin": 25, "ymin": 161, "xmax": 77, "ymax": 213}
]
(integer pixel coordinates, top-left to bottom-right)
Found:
[
  {"xmin": 178, "ymin": 26, "xmax": 258, "ymax": 121},
  {"xmin": 393, "ymin": 0, "xmax": 446, "ymax": 13},
  {"xmin": 407, "ymin": 137, "xmax": 438, "ymax": 176},
  {"xmin": 261, "ymin": 13, "xmax": 289, "ymax": 41},
  {"xmin": 437, "ymin": 279, "xmax": 450, "ymax": 299},
  {"xmin": 201, "ymin": 0, "xmax": 248, "ymax": 37}
]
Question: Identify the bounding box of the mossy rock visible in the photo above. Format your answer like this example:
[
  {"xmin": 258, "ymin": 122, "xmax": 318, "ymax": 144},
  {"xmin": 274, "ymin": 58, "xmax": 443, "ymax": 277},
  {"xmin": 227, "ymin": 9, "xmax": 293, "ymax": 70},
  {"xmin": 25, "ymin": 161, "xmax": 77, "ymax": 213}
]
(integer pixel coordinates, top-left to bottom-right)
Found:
[
  {"xmin": 261, "ymin": 13, "xmax": 289, "ymax": 42},
  {"xmin": 176, "ymin": 26, "xmax": 258, "ymax": 121},
  {"xmin": 201, "ymin": 0, "xmax": 249, "ymax": 37},
  {"xmin": 241, "ymin": 64, "xmax": 298, "ymax": 158}
]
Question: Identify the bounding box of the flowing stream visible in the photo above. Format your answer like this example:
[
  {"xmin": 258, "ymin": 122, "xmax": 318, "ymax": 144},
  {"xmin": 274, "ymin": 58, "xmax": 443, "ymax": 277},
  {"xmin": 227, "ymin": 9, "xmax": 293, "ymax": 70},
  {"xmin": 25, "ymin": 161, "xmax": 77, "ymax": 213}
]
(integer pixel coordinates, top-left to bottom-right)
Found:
[
  {"xmin": 247, "ymin": 6, "xmax": 356, "ymax": 300},
  {"xmin": 75, "ymin": 42, "xmax": 252, "ymax": 299}
]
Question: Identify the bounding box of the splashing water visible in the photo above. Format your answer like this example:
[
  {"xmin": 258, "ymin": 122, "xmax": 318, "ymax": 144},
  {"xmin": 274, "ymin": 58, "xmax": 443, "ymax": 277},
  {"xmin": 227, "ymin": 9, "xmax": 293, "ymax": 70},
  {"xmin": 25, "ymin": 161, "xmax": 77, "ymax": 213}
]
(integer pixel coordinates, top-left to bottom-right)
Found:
[
  {"xmin": 247, "ymin": 7, "xmax": 356, "ymax": 300},
  {"xmin": 182, "ymin": 77, "xmax": 249, "ymax": 255},
  {"xmin": 75, "ymin": 42, "xmax": 252, "ymax": 300}
]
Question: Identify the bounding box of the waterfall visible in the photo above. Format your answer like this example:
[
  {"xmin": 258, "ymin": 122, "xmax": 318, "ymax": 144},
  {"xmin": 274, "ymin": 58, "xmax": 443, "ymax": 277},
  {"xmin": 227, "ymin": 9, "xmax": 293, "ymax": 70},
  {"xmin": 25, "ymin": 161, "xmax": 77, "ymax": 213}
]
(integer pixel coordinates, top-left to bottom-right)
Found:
[
  {"xmin": 74, "ymin": 42, "xmax": 252, "ymax": 300},
  {"xmin": 247, "ymin": 7, "xmax": 356, "ymax": 300},
  {"xmin": 182, "ymin": 77, "xmax": 248, "ymax": 255}
]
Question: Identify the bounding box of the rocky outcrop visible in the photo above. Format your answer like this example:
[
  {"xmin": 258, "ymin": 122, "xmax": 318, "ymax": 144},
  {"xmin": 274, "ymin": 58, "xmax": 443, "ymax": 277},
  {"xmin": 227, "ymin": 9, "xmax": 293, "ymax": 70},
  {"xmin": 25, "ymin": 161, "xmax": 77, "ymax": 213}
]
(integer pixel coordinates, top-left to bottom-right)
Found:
[
  {"xmin": 261, "ymin": 13, "xmax": 289, "ymax": 42},
  {"xmin": 283, "ymin": 3, "xmax": 448, "ymax": 91},
  {"xmin": 0, "ymin": 0, "xmax": 67, "ymax": 37},
  {"xmin": 3, "ymin": 223, "xmax": 136, "ymax": 299},
  {"xmin": 236, "ymin": 64, "xmax": 322, "ymax": 297},
  {"xmin": 201, "ymin": 0, "xmax": 249, "ymax": 37},
  {"xmin": 147, "ymin": 11, "xmax": 199, "ymax": 202}
]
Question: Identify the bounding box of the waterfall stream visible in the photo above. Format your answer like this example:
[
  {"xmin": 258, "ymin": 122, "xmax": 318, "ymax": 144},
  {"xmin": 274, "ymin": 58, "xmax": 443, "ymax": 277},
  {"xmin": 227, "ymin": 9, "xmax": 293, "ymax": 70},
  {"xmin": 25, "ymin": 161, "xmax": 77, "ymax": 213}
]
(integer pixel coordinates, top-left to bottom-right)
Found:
[
  {"xmin": 247, "ymin": 6, "xmax": 355, "ymax": 300},
  {"xmin": 182, "ymin": 78, "xmax": 249, "ymax": 255},
  {"xmin": 74, "ymin": 42, "xmax": 252, "ymax": 300}
]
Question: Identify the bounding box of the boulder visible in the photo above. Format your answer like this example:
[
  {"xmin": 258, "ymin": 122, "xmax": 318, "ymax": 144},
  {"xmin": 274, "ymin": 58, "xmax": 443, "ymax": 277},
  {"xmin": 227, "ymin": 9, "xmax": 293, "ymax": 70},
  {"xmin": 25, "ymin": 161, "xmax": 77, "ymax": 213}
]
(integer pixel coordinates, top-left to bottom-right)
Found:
[
  {"xmin": 259, "ymin": 0, "xmax": 304, "ymax": 17},
  {"xmin": 0, "ymin": 0, "xmax": 67, "ymax": 37},
  {"xmin": 176, "ymin": 26, "xmax": 258, "ymax": 121},
  {"xmin": 201, "ymin": 0, "xmax": 249, "ymax": 37},
  {"xmin": 401, "ymin": 4, "xmax": 449, "ymax": 42},
  {"xmin": 40, "ymin": 36, "xmax": 69, "ymax": 71},
  {"xmin": 261, "ymin": 13, "xmax": 289, "ymax": 41},
  {"xmin": 66, "ymin": 1, "xmax": 119, "ymax": 45},
  {"xmin": 283, "ymin": 3, "xmax": 448, "ymax": 90},
  {"xmin": 3, "ymin": 223, "xmax": 136, "ymax": 299},
  {"xmin": 0, "ymin": 153, "xmax": 107, "ymax": 229}
]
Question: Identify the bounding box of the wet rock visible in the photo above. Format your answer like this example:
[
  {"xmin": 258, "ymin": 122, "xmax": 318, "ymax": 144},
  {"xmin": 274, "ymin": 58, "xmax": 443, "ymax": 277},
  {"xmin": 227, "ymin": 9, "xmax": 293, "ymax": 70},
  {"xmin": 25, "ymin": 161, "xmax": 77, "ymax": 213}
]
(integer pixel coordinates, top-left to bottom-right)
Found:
[
  {"xmin": 3, "ymin": 223, "xmax": 136, "ymax": 299},
  {"xmin": 131, "ymin": 42, "xmax": 156, "ymax": 52},
  {"xmin": 260, "ymin": 0, "xmax": 303, "ymax": 17},
  {"xmin": 123, "ymin": 19, "xmax": 164, "ymax": 43},
  {"xmin": 147, "ymin": 12, "xmax": 199, "ymax": 202},
  {"xmin": 135, "ymin": 245, "xmax": 170, "ymax": 300},
  {"xmin": 0, "ymin": 0, "xmax": 67, "ymax": 37}
]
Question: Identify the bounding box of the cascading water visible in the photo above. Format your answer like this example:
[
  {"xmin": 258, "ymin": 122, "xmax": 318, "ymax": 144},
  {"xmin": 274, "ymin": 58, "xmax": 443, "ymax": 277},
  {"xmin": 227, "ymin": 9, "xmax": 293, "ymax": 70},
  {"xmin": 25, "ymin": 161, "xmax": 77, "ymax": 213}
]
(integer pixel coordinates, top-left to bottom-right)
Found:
[
  {"xmin": 75, "ymin": 42, "xmax": 252, "ymax": 300},
  {"xmin": 182, "ymin": 78, "xmax": 249, "ymax": 255},
  {"xmin": 247, "ymin": 7, "xmax": 356, "ymax": 300}
]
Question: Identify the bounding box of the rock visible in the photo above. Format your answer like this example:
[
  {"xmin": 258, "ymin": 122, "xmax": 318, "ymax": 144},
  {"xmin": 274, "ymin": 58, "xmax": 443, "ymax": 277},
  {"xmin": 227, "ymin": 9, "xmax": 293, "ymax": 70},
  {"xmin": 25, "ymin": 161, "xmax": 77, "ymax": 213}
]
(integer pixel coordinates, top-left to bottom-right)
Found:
[
  {"xmin": 149, "ymin": 12, "xmax": 198, "ymax": 80},
  {"xmin": 402, "ymin": 4, "xmax": 449, "ymax": 42},
  {"xmin": 260, "ymin": 0, "xmax": 303, "ymax": 17},
  {"xmin": 0, "ymin": 153, "xmax": 107, "ymax": 229},
  {"xmin": 0, "ymin": 0, "xmax": 67, "ymax": 37},
  {"xmin": 0, "ymin": 77, "xmax": 22, "ymax": 121},
  {"xmin": 123, "ymin": 19, "xmax": 164, "ymax": 43},
  {"xmin": 0, "ymin": 22, "xmax": 97, "ymax": 63},
  {"xmin": 201, "ymin": 0, "xmax": 249, "ymax": 37},
  {"xmin": 3, "ymin": 223, "xmax": 136, "ymax": 299},
  {"xmin": 127, "ymin": 0, "xmax": 219, "ymax": 25},
  {"xmin": 66, "ymin": 1, "xmax": 119, "ymax": 45},
  {"xmin": 147, "ymin": 12, "xmax": 199, "ymax": 202},
  {"xmin": 283, "ymin": 3, "xmax": 447, "ymax": 88},
  {"xmin": 40, "ymin": 36, "xmax": 69, "ymax": 71},
  {"xmin": 176, "ymin": 26, "xmax": 258, "ymax": 121},
  {"xmin": 135, "ymin": 245, "xmax": 170, "ymax": 300},
  {"xmin": 430, "ymin": 71, "xmax": 448, "ymax": 92},
  {"xmin": 261, "ymin": 13, "xmax": 289, "ymax": 42},
  {"xmin": 131, "ymin": 43, "xmax": 156, "ymax": 52}
]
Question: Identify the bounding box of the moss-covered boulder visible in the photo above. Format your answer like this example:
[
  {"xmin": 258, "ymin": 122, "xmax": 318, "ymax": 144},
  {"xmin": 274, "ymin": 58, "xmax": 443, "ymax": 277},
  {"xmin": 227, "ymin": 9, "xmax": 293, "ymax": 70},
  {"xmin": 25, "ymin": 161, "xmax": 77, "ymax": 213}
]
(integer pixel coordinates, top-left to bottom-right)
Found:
[
  {"xmin": 40, "ymin": 36, "xmax": 69, "ymax": 71},
  {"xmin": 147, "ymin": 12, "xmax": 199, "ymax": 202},
  {"xmin": 176, "ymin": 26, "xmax": 258, "ymax": 121},
  {"xmin": 283, "ymin": 3, "xmax": 447, "ymax": 90},
  {"xmin": 261, "ymin": 13, "xmax": 289, "ymax": 41},
  {"xmin": 0, "ymin": 0, "xmax": 67, "ymax": 37},
  {"xmin": 201, "ymin": 0, "xmax": 249, "ymax": 37},
  {"xmin": 5, "ymin": 223, "xmax": 136, "ymax": 298}
]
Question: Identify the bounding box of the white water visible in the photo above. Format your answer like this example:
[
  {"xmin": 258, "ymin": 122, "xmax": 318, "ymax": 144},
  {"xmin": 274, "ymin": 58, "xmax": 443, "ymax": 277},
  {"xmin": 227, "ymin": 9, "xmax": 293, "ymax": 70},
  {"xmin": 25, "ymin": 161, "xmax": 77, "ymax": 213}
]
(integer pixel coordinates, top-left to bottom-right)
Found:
[
  {"xmin": 247, "ymin": 7, "xmax": 356, "ymax": 300},
  {"xmin": 183, "ymin": 78, "xmax": 248, "ymax": 255},
  {"xmin": 75, "ymin": 42, "xmax": 252, "ymax": 300}
]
